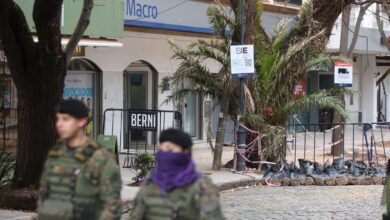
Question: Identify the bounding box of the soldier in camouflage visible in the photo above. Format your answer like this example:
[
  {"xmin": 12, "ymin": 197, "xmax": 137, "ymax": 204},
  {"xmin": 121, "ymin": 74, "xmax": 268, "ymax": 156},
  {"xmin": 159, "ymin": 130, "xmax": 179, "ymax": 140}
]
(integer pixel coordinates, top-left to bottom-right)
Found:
[
  {"xmin": 37, "ymin": 99, "xmax": 122, "ymax": 220},
  {"xmin": 130, "ymin": 128, "xmax": 224, "ymax": 220}
]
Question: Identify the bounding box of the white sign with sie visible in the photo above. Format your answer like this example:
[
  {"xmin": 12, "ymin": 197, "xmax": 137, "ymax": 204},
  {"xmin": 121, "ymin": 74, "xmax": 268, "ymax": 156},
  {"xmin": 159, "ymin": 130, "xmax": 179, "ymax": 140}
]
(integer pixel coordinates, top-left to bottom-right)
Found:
[{"xmin": 230, "ymin": 45, "xmax": 255, "ymax": 78}]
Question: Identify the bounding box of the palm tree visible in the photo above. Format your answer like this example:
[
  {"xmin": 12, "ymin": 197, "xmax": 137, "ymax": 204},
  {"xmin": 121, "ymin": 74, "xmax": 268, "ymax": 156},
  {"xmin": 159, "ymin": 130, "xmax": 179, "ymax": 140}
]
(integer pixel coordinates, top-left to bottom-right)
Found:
[
  {"xmin": 163, "ymin": 1, "xmax": 348, "ymax": 168},
  {"xmin": 162, "ymin": 3, "xmax": 240, "ymax": 170},
  {"xmin": 246, "ymin": 3, "xmax": 348, "ymax": 161}
]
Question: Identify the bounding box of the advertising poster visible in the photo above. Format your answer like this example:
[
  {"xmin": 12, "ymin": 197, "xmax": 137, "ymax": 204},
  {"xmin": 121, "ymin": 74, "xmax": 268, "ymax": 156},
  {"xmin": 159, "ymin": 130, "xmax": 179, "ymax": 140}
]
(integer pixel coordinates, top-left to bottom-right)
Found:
[{"xmin": 63, "ymin": 73, "xmax": 94, "ymax": 136}]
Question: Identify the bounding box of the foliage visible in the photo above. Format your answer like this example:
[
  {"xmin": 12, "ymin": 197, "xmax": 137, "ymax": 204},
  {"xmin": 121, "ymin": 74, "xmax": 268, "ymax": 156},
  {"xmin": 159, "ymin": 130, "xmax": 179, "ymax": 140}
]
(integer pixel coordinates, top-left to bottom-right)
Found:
[
  {"xmin": 0, "ymin": 151, "xmax": 15, "ymax": 188},
  {"xmin": 163, "ymin": 1, "xmax": 350, "ymax": 163},
  {"xmin": 244, "ymin": 2, "xmax": 349, "ymax": 161},
  {"xmin": 132, "ymin": 153, "xmax": 155, "ymax": 183},
  {"xmin": 161, "ymin": 3, "xmax": 239, "ymax": 116},
  {"xmin": 160, "ymin": 2, "xmax": 243, "ymax": 169}
]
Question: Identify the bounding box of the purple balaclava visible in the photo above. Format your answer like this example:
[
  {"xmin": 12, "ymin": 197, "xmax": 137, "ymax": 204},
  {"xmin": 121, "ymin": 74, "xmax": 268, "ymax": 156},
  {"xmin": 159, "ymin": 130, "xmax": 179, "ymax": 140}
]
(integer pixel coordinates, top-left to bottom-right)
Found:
[{"xmin": 150, "ymin": 129, "xmax": 202, "ymax": 192}]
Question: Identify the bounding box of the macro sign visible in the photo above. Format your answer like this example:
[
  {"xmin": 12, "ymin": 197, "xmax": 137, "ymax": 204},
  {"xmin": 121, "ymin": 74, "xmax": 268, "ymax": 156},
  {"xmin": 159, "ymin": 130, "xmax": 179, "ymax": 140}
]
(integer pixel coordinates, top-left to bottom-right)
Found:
[
  {"xmin": 230, "ymin": 45, "xmax": 255, "ymax": 78},
  {"xmin": 124, "ymin": 0, "xmax": 214, "ymax": 34},
  {"xmin": 334, "ymin": 61, "xmax": 353, "ymax": 87},
  {"xmin": 129, "ymin": 111, "xmax": 158, "ymax": 131}
]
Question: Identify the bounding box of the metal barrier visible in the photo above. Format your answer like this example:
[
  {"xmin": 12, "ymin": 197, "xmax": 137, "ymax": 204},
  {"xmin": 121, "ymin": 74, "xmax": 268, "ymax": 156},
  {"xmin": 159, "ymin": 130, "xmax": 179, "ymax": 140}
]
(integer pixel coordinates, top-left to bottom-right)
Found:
[
  {"xmin": 286, "ymin": 122, "xmax": 390, "ymax": 168},
  {"xmin": 102, "ymin": 108, "xmax": 182, "ymax": 167}
]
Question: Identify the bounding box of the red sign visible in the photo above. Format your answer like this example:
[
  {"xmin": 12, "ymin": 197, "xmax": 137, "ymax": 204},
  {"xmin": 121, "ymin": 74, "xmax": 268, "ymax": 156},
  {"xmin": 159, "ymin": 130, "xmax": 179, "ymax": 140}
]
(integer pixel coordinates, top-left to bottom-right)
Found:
[{"xmin": 335, "ymin": 61, "xmax": 352, "ymax": 66}]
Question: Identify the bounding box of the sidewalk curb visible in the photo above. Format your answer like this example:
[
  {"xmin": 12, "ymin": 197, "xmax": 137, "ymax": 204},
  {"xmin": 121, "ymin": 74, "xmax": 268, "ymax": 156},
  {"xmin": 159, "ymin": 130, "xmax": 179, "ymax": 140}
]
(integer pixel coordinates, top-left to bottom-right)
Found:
[
  {"xmin": 217, "ymin": 179, "xmax": 261, "ymax": 192},
  {"xmin": 121, "ymin": 178, "xmax": 261, "ymax": 214}
]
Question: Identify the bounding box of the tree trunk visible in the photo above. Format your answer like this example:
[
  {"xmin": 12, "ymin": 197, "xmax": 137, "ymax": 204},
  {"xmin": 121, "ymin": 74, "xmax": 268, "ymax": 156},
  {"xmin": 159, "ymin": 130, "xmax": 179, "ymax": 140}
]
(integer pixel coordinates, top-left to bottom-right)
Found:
[
  {"xmin": 1, "ymin": 0, "xmax": 93, "ymax": 188},
  {"xmin": 212, "ymin": 89, "xmax": 230, "ymax": 170},
  {"xmin": 332, "ymin": 4, "xmax": 350, "ymax": 156},
  {"xmin": 212, "ymin": 113, "xmax": 226, "ymax": 170},
  {"xmin": 14, "ymin": 80, "xmax": 64, "ymax": 187}
]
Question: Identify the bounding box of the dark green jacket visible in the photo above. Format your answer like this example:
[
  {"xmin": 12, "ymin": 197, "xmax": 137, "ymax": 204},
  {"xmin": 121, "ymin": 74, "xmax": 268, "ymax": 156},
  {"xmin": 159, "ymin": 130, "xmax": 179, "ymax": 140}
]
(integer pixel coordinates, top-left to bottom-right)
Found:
[
  {"xmin": 37, "ymin": 139, "xmax": 122, "ymax": 220},
  {"xmin": 130, "ymin": 176, "xmax": 224, "ymax": 220}
]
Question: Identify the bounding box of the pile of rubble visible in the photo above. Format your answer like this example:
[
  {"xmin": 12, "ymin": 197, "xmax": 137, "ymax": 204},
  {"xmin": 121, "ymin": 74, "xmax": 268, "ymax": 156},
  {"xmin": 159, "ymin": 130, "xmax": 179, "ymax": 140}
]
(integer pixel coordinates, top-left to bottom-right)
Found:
[{"xmin": 260, "ymin": 158, "xmax": 386, "ymax": 186}]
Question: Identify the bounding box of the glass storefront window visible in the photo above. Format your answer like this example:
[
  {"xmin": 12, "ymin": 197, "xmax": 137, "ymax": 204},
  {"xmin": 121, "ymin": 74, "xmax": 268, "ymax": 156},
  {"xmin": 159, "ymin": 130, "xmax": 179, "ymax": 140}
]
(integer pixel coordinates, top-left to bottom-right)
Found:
[{"xmin": 67, "ymin": 59, "xmax": 101, "ymax": 138}]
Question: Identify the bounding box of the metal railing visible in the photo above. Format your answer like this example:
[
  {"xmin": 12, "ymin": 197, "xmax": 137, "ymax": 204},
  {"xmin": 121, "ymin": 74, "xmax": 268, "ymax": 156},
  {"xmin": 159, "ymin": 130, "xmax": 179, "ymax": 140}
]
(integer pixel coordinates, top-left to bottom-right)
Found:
[
  {"xmin": 102, "ymin": 108, "xmax": 182, "ymax": 167},
  {"xmin": 286, "ymin": 122, "xmax": 390, "ymax": 168}
]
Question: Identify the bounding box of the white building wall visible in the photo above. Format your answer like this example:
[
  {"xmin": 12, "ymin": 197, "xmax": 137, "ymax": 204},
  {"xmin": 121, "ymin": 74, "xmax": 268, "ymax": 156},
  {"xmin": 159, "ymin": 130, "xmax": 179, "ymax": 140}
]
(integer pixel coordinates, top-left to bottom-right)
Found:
[
  {"xmin": 85, "ymin": 30, "xmax": 222, "ymax": 146},
  {"xmin": 327, "ymin": 3, "xmax": 390, "ymax": 123},
  {"xmin": 361, "ymin": 55, "xmax": 377, "ymax": 123},
  {"xmin": 344, "ymin": 57, "xmax": 362, "ymax": 123}
]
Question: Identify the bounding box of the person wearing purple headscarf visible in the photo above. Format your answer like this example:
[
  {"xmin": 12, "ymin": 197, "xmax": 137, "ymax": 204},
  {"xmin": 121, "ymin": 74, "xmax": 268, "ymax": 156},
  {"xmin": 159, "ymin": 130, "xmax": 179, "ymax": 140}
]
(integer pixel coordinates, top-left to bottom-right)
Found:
[{"xmin": 130, "ymin": 129, "xmax": 224, "ymax": 220}]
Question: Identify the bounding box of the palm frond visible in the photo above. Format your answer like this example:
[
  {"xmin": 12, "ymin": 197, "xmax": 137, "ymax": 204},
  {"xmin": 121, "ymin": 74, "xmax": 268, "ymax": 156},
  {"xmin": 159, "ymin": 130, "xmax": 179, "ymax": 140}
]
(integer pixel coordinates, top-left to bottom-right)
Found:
[
  {"xmin": 284, "ymin": 91, "xmax": 348, "ymax": 120},
  {"xmin": 304, "ymin": 54, "xmax": 350, "ymax": 72},
  {"xmin": 271, "ymin": 30, "xmax": 326, "ymax": 79},
  {"xmin": 207, "ymin": 3, "xmax": 235, "ymax": 43},
  {"xmin": 262, "ymin": 125, "xmax": 286, "ymax": 161},
  {"xmin": 272, "ymin": 18, "xmax": 293, "ymax": 50}
]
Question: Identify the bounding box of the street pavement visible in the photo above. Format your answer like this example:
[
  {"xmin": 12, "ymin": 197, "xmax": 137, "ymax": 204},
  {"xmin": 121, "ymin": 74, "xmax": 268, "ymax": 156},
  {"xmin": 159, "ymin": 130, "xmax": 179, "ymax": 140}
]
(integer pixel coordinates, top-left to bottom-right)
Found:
[
  {"xmin": 1, "ymin": 184, "xmax": 385, "ymax": 220},
  {"xmin": 221, "ymin": 185, "xmax": 384, "ymax": 220},
  {"xmin": 1, "ymin": 146, "xmax": 386, "ymax": 220}
]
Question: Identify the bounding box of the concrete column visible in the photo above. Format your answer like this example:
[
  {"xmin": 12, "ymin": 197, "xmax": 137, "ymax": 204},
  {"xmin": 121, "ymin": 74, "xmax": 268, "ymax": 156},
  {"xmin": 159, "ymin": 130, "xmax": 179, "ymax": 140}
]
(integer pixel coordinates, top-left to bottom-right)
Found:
[{"xmin": 361, "ymin": 55, "xmax": 377, "ymax": 123}]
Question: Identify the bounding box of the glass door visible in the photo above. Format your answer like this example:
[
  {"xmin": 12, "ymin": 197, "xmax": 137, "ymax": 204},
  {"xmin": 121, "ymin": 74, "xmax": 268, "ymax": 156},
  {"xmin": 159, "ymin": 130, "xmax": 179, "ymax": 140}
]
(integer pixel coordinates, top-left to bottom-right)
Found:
[
  {"xmin": 127, "ymin": 72, "xmax": 148, "ymax": 143},
  {"xmin": 182, "ymin": 80, "xmax": 201, "ymax": 138},
  {"xmin": 124, "ymin": 62, "xmax": 157, "ymax": 152}
]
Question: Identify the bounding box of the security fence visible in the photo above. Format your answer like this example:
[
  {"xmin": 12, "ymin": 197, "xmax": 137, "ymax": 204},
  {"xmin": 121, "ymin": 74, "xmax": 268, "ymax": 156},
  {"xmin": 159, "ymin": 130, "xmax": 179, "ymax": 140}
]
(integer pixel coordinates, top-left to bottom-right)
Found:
[
  {"xmin": 102, "ymin": 108, "xmax": 182, "ymax": 167},
  {"xmin": 285, "ymin": 122, "xmax": 390, "ymax": 168}
]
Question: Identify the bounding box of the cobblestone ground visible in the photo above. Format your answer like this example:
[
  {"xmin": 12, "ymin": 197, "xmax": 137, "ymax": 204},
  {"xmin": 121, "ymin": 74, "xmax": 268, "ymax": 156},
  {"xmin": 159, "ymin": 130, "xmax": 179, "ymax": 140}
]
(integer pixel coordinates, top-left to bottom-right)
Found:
[{"xmin": 220, "ymin": 185, "xmax": 384, "ymax": 220}]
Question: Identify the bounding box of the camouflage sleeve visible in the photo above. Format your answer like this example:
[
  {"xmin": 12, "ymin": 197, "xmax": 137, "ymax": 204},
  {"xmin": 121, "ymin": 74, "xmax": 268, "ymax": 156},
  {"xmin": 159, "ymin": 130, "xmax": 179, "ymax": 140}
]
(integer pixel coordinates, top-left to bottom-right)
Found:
[
  {"xmin": 197, "ymin": 177, "xmax": 225, "ymax": 220},
  {"xmin": 129, "ymin": 187, "xmax": 147, "ymax": 220},
  {"xmin": 90, "ymin": 150, "xmax": 122, "ymax": 220}
]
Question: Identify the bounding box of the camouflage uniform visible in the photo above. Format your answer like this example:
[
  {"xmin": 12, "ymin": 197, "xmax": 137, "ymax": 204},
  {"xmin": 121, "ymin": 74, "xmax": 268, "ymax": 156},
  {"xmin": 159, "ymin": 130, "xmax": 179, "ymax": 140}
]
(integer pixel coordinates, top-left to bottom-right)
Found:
[
  {"xmin": 37, "ymin": 139, "xmax": 122, "ymax": 220},
  {"xmin": 129, "ymin": 176, "xmax": 224, "ymax": 220}
]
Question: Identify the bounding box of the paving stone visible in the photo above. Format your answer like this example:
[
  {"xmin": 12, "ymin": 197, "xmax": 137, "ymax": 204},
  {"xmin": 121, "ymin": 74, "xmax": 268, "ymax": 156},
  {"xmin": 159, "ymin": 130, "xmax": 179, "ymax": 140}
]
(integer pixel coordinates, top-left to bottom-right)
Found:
[
  {"xmin": 348, "ymin": 177, "xmax": 360, "ymax": 185},
  {"xmin": 282, "ymin": 178, "xmax": 291, "ymax": 186},
  {"xmin": 305, "ymin": 177, "xmax": 314, "ymax": 186},
  {"xmin": 299, "ymin": 176, "xmax": 306, "ymax": 185},
  {"xmin": 372, "ymin": 176, "xmax": 383, "ymax": 185},
  {"xmin": 325, "ymin": 177, "xmax": 336, "ymax": 186},
  {"xmin": 271, "ymin": 178, "xmax": 281, "ymax": 185},
  {"xmin": 335, "ymin": 176, "xmax": 348, "ymax": 186},
  {"xmin": 291, "ymin": 179, "xmax": 300, "ymax": 186},
  {"xmin": 360, "ymin": 177, "xmax": 372, "ymax": 185},
  {"xmin": 314, "ymin": 177, "xmax": 324, "ymax": 186}
]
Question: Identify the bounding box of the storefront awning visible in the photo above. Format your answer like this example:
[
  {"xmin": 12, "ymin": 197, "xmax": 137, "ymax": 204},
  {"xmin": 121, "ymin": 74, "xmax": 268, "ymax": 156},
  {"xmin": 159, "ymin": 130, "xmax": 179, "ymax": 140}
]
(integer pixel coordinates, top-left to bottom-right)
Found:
[{"xmin": 32, "ymin": 36, "xmax": 123, "ymax": 48}]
